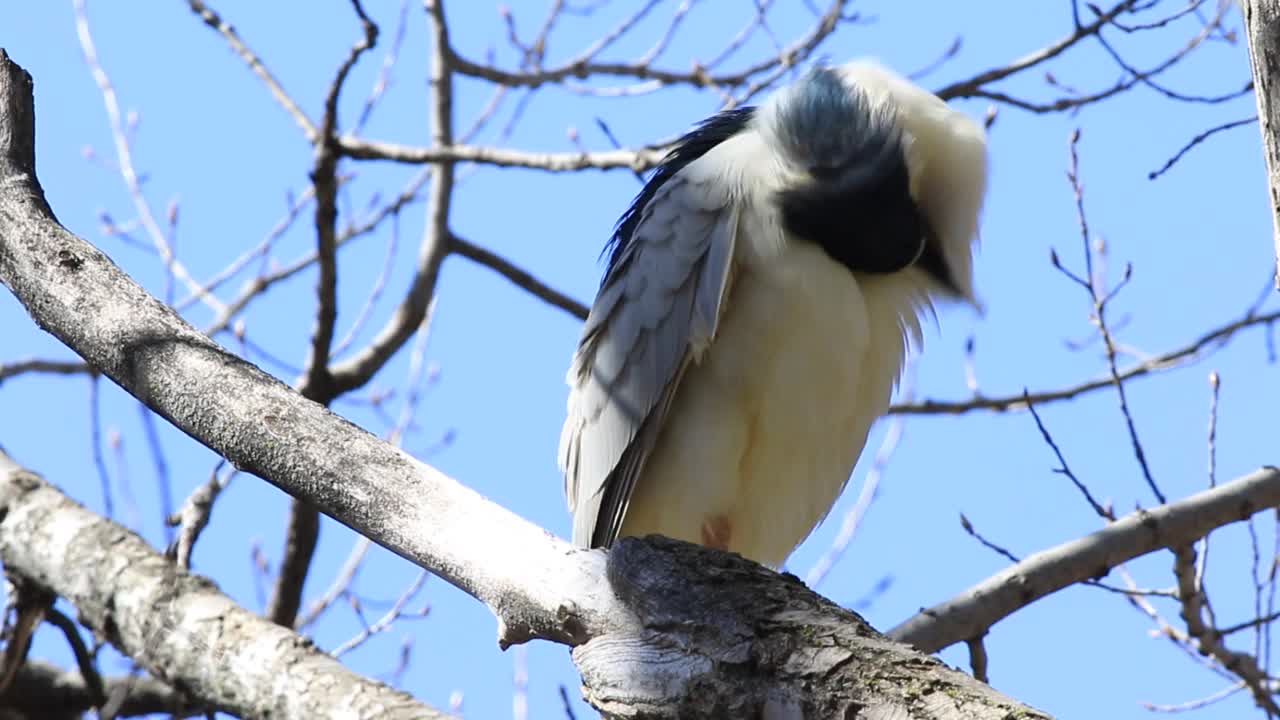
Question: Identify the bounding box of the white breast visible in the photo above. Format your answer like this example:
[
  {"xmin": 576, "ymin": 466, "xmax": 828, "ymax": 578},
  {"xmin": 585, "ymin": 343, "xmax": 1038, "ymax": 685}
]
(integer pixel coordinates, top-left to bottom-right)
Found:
[{"xmin": 617, "ymin": 222, "xmax": 925, "ymax": 567}]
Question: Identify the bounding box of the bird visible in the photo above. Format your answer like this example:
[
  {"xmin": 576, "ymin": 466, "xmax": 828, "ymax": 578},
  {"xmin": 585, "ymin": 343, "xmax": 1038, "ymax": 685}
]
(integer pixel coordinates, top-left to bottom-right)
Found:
[{"xmin": 558, "ymin": 59, "xmax": 988, "ymax": 569}]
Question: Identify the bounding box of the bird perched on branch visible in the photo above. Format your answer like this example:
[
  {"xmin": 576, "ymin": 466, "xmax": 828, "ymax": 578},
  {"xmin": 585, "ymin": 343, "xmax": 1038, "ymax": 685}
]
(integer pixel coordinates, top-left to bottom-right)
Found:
[{"xmin": 559, "ymin": 60, "xmax": 988, "ymax": 568}]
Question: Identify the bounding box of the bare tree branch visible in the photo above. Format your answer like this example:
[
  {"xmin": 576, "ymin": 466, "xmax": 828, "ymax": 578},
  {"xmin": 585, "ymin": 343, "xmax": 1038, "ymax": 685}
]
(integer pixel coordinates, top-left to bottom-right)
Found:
[
  {"xmin": 1, "ymin": 660, "xmax": 195, "ymax": 720},
  {"xmin": 890, "ymin": 467, "xmax": 1280, "ymax": 654},
  {"xmin": 264, "ymin": 0, "xmax": 380, "ymax": 630},
  {"xmin": 0, "ymin": 449, "xmax": 451, "ymax": 720}
]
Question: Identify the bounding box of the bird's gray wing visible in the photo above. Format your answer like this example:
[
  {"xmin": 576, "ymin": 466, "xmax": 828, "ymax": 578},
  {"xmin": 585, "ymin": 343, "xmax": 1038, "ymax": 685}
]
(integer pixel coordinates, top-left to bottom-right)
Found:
[{"xmin": 559, "ymin": 166, "xmax": 741, "ymax": 549}]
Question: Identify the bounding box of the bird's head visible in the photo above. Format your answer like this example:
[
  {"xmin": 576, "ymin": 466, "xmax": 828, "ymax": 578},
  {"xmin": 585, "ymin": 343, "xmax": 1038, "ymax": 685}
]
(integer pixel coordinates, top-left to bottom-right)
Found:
[{"xmin": 759, "ymin": 61, "xmax": 988, "ymax": 306}]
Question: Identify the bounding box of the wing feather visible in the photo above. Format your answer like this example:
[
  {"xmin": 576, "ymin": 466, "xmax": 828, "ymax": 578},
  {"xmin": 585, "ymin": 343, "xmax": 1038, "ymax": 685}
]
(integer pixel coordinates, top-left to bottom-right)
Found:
[{"xmin": 560, "ymin": 168, "xmax": 741, "ymax": 548}]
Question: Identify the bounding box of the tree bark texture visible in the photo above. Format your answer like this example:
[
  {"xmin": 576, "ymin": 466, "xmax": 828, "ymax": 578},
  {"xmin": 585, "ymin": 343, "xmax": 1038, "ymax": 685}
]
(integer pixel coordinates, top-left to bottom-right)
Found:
[
  {"xmin": 1241, "ymin": 0, "xmax": 1280, "ymax": 285},
  {"xmin": 0, "ymin": 451, "xmax": 451, "ymax": 720}
]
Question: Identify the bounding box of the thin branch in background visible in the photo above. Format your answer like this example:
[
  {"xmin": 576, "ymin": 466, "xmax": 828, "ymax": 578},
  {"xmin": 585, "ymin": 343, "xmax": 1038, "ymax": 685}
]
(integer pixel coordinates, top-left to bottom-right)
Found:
[
  {"xmin": 962, "ymin": 336, "xmax": 980, "ymax": 394},
  {"xmin": 43, "ymin": 609, "xmax": 107, "ymax": 710},
  {"xmin": 203, "ymin": 168, "xmax": 430, "ymax": 339},
  {"xmin": 958, "ymin": 513, "xmax": 1022, "ymax": 564},
  {"xmin": 849, "ymin": 575, "xmax": 894, "ymax": 612},
  {"xmin": 594, "ymin": 117, "xmax": 647, "ymax": 183},
  {"xmin": 1118, "ymin": 564, "xmax": 1239, "ymax": 682},
  {"xmin": 1091, "ymin": 1, "xmax": 1249, "ymax": 105},
  {"xmin": 636, "ymin": 0, "xmax": 697, "ymax": 66},
  {"xmin": 301, "ymin": 0, "xmax": 380, "ymax": 397},
  {"xmin": 88, "ymin": 375, "xmax": 114, "ymax": 520},
  {"xmin": 450, "ymin": 233, "xmax": 589, "ymax": 321},
  {"xmin": 352, "ymin": 0, "xmax": 411, "ymax": 136},
  {"xmin": 185, "ymin": 0, "xmax": 319, "ymax": 141},
  {"xmin": 935, "ymin": 0, "xmax": 1140, "ymax": 100},
  {"xmin": 173, "ymin": 182, "xmax": 323, "ymax": 315},
  {"xmin": 107, "ymin": 428, "xmax": 140, "ymax": 533},
  {"xmin": 1196, "ymin": 371, "xmax": 1221, "ymax": 591},
  {"xmin": 939, "ymin": 0, "xmax": 1236, "ymax": 116},
  {"xmin": 889, "ymin": 305, "xmax": 1280, "ymax": 416},
  {"xmin": 1111, "ymin": 0, "xmax": 1207, "ymax": 33},
  {"xmin": 332, "ymin": 209, "xmax": 402, "ymax": 357},
  {"xmin": 249, "ymin": 538, "xmax": 271, "ymax": 612},
  {"xmin": 1142, "ymin": 682, "xmax": 1245, "ymax": 713},
  {"xmin": 166, "ymin": 463, "xmax": 235, "ymax": 569},
  {"xmin": 1063, "ymin": 128, "xmax": 1165, "ymax": 505},
  {"xmin": 260, "ymin": 2, "xmax": 380, "ymax": 631},
  {"xmin": 1221, "ymin": 609, "xmax": 1280, "ymax": 637},
  {"xmin": 330, "ymin": 570, "xmax": 430, "ymax": 657},
  {"xmin": 0, "ymin": 358, "xmax": 91, "ymax": 385},
  {"xmin": 558, "ymin": 684, "xmax": 578, "ymax": 720},
  {"xmin": 909, "ymin": 36, "xmax": 963, "ymax": 81},
  {"xmin": 74, "ymin": 0, "xmax": 227, "ymax": 318},
  {"xmin": 295, "ymin": 537, "xmax": 373, "ymax": 630},
  {"xmin": 1026, "ymin": 394, "xmax": 1112, "ymax": 520},
  {"xmin": 138, "ymin": 404, "xmax": 175, "ymax": 546},
  {"xmin": 326, "ymin": 0, "xmax": 458, "ymax": 395},
  {"xmin": 388, "ymin": 302, "xmax": 439, "ymax": 448},
  {"xmin": 1148, "ymin": 116, "xmax": 1258, "ymax": 180}
]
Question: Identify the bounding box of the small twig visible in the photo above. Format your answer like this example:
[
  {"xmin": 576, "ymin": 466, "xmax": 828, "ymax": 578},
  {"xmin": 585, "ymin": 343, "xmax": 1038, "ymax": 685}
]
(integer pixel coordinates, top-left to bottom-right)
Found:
[
  {"xmin": 450, "ymin": 234, "xmax": 589, "ymax": 320},
  {"xmin": 1026, "ymin": 393, "xmax": 1112, "ymax": 520},
  {"xmin": 959, "ymin": 513, "xmax": 1021, "ymax": 564},
  {"xmin": 1148, "ymin": 116, "xmax": 1257, "ymax": 180},
  {"xmin": 184, "ymin": 0, "xmax": 318, "ymax": 141},
  {"xmin": 330, "ymin": 571, "xmax": 430, "ymax": 657},
  {"xmin": 138, "ymin": 404, "xmax": 174, "ymax": 546},
  {"xmin": 1064, "ymin": 128, "xmax": 1165, "ymax": 505},
  {"xmin": 166, "ymin": 463, "xmax": 235, "ymax": 569},
  {"xmin": 88, "ymin": 375, "xmax": 114, "ymax": 520}
]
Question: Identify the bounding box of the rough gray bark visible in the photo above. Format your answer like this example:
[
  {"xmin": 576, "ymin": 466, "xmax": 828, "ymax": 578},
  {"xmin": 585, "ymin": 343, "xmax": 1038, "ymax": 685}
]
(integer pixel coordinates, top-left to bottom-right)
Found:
[
  {"xmin": 1242, "ymin": 0, "xmax": 1280, "ymax": 285},
  {"xmin": 0, "ymin": 48, "xmax": 1049, "ymax": 718},
  {"xmin": 0, "ymin": 451, "xmax": 451, "ymax": 720},
  {"xmin": 579, "ymin": 539, "xmax": 1044, "ymax": 719}
]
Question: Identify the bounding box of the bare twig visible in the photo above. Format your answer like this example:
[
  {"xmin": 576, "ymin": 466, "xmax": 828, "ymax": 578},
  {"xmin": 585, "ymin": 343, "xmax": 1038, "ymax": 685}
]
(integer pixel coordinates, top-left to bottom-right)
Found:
[
  {"xmin": 184, "ymin": 0, "xmax": 318, "ymax": 141},
  {"xmin": 1148, "ymin": 116, "xmax": 1257, "ymax": 180},
  {"xmin": 449, "ymin": 233, "xmax": 589, "ymax": 320}
]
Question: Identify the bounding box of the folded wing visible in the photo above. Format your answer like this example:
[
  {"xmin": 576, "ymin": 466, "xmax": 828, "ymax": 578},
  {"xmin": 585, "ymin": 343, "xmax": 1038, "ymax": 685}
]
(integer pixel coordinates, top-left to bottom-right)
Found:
[{"xmin": 560, "ymin": 161, "xmax": 742, "ymax": 549}]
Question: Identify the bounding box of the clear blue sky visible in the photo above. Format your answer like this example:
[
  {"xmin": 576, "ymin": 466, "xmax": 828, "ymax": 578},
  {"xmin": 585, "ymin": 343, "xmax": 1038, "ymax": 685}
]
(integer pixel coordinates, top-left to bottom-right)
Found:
[{"xmin": 2, "ymin": 2, "xmax": 1277, "ymax": 718}]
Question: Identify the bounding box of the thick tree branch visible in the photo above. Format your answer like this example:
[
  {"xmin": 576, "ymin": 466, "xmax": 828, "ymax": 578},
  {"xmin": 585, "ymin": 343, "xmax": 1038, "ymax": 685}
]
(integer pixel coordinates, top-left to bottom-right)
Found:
[
  {"xmin": 2, "ymin": 660, "xmax": 197, "ymax": 719},
  {"xmin": 1241, "ymin": 0, "xmax": 1280, "ymax": 286},
  {"xmin": 890, "ymin": 467, "xmax": 1280, "ymax": 654},
  {"xmin": 265, "ymin": 0, "xmax": 380, "ymax": 632},
  {"xmin": 0, "ymin": 48, "xmax": 1048, "ymax": 718},
  {"xmin": 0, "ymin": 450, "xmax": 451, "ymax": 720}
]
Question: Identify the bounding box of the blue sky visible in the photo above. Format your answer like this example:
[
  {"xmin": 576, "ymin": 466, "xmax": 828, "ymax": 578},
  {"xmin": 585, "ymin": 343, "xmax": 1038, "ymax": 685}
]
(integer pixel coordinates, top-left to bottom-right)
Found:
[{"xmin": 2, "ymin": 1, "xmax": 1277, "ymax": 718}]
